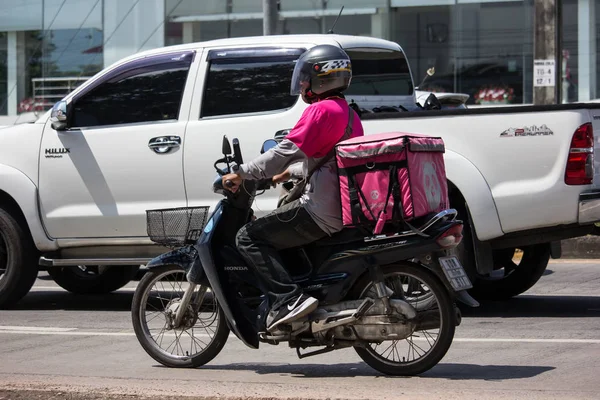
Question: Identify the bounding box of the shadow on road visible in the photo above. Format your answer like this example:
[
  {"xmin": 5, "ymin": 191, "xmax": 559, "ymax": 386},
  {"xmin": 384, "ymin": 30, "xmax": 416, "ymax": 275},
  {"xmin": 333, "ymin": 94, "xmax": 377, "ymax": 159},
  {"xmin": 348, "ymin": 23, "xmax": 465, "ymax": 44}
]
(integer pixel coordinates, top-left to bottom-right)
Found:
[
  {"xmin": 197, "ymin": 362, "xmax": 554, "ymax": 380},
  {"xmin": 13, "ymin": 288, "xmax": 600, "ymax": 318},
  {"xmin": 424, "ymin": 363, "xmax": 555, "ymax": 380},
  {"xmin": 459, "ymin": 294, "xmax": 600, "ymax": 318}
]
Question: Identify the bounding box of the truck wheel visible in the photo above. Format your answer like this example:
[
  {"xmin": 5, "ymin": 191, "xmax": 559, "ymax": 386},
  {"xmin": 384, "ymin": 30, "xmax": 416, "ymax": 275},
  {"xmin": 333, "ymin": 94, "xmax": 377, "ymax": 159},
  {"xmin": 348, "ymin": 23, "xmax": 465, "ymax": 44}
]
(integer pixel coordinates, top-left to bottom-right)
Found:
[
  {"xmin": 469, "ymin": 244, "xmax": 550, "ymax": 301},
  {"xmin": 446, "ymin": 194, "xmax": 549, "ymax": 301},
  {"xmin": 0, "ymin": 208, "xmax": 38, "ymax": 308},
  {"xmin": 47, "ymin": 265, "xmax": 139, "ymax": 295}
]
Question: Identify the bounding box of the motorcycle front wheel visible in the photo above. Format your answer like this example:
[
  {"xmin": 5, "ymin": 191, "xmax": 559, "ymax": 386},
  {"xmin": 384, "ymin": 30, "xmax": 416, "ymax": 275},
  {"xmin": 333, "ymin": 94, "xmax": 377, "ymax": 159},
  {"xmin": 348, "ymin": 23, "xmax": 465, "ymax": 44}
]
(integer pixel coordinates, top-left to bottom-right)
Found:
[
  {"xmin": 131, "ymin": 264, "xmax": 229, "ymax": 368},
  {"xmin": 351, "ymin": 262, "xmax": 456, "ymax": 376}
]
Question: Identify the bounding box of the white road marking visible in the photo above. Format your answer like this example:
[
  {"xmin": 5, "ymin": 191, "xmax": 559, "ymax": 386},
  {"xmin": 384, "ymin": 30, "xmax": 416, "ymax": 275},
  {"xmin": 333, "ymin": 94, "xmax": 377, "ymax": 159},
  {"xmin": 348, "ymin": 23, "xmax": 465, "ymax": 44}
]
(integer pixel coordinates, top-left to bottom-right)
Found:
[
  {"xmin": 0, "ymin": 326, "xmax": 598, "ymax": 343},
  {"xmin": 0, "ymin": 326, "xmax": 212, "ymax": 338},
  {"xmin": 30, "ymin": 286, "xmax": 138, "ymax": 291},
  {"xmin": 0, "ymin": 326, "xmax": 77, "ymax": 332},
  {"xmin": 452, "ymin": 338, "xmax": 600, "ymax": 344}
]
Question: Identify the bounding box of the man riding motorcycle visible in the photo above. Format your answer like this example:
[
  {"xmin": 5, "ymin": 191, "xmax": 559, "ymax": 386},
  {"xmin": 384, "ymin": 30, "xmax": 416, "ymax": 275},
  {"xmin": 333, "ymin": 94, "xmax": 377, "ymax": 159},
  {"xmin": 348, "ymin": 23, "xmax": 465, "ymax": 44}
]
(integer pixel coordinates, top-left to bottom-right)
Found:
[{"xmin": 221, "ymin": 44, "xmax": 364, "ymax": 332}]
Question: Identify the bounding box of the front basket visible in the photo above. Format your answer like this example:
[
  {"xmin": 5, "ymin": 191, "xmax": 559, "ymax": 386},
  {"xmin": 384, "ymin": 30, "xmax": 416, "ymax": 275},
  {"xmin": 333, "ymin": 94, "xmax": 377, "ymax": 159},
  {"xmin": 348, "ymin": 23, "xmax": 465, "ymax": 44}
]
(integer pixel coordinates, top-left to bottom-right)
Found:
[{"xmin": 146, "ymin": 206, "xmax": 210, "ymax": 247}]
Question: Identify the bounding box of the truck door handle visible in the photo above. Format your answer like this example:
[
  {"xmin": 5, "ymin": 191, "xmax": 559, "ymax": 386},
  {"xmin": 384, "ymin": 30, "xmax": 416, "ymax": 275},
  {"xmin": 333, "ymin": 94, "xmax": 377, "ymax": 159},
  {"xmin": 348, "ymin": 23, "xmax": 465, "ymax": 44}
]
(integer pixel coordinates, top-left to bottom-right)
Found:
[
  {"xmin": 275, "ymin": 129, "xmax": 291, "ymax": 141},
  {"xmin": 148, "ymin": 136, "xmax": 181, "ymax": 154}
]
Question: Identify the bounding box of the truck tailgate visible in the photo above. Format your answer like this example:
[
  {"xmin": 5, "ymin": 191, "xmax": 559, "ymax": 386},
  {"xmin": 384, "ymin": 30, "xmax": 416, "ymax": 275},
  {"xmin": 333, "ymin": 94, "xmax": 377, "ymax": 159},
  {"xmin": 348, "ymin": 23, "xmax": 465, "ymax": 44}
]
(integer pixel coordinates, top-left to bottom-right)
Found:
[
  {"xmin": 589, "ymin": 109, "xmax": 600, "ymax": 190},
  {"xmin": 364, "ymin": 108, "xmax": 592, "ymax": 234}
]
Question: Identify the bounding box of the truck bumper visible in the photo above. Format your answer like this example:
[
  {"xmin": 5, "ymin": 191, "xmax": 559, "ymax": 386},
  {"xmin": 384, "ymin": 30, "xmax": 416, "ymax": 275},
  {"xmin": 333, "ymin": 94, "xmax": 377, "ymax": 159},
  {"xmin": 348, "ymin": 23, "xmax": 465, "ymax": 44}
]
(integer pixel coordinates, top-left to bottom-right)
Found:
[{"xmin": 578, "ymin": 191, "xmax": 600, "ymax": 224}]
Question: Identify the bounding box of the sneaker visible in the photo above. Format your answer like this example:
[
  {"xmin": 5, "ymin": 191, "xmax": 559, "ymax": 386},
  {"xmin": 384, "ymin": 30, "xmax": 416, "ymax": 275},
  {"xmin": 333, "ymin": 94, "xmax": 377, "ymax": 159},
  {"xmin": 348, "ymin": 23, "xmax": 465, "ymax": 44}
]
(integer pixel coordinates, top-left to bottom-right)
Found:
[{"xmin": 266, "ymin": 294, "xmax": 319, "ymax": 331}]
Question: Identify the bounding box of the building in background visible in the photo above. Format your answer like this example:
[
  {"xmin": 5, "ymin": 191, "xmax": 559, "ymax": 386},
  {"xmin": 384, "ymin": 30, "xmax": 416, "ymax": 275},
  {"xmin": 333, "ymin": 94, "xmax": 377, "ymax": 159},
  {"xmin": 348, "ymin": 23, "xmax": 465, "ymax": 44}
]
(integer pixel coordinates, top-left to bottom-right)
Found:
[{"xmin": 0, "ymin": 0, "xmax": 597, "ymax": 117}]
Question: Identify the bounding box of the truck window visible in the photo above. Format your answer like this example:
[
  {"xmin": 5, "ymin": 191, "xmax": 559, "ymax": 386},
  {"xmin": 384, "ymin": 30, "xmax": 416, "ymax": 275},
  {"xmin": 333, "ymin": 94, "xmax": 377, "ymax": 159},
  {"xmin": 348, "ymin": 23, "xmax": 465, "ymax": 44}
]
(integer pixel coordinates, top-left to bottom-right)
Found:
[
  {"xmin": 71, "ymin": 53, "xmax": 194, "ymax": 128},
  {"xmin": 201, "ymin": 55, "xmax": 298, "ymax": 118},
  {"xmin": 344, "ymin": 49, "xmax": 414, "ymax": 96}
]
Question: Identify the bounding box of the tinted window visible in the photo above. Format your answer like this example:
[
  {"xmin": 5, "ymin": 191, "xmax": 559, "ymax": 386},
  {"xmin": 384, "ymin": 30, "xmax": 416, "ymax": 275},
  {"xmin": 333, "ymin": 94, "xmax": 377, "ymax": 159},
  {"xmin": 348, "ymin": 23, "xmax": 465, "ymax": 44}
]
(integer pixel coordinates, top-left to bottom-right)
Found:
[
  {"xmin": 201, "ymin": 56, "xmax": 298, "ymax": 118},
  {"xmin": 72, "ymin": 60, "xmax": 192, "ymax": 127},
  {"xmin": 345, "ymin": 49, "xmax": 414, "ymax": 96}
]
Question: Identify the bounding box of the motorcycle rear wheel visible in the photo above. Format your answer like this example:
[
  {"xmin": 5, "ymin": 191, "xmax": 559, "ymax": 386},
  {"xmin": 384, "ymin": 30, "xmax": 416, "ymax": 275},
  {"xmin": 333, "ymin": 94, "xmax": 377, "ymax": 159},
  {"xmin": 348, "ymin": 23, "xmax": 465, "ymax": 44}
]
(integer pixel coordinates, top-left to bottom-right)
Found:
[
  {"xmin": 351, "ymin": 262, "xmax": 456, "ymax": 376},
  {"xmin": 131, "ymin": 264, "xmax": 229, "ymax": 368}
]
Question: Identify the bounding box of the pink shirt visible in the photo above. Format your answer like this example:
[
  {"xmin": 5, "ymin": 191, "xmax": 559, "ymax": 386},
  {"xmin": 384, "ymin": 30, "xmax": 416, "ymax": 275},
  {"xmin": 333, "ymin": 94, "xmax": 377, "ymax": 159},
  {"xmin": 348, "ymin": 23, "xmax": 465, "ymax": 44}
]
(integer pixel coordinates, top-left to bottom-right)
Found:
[{"xmin": 286, "ymin": 98, "xmax": 364, "ymax": 158}]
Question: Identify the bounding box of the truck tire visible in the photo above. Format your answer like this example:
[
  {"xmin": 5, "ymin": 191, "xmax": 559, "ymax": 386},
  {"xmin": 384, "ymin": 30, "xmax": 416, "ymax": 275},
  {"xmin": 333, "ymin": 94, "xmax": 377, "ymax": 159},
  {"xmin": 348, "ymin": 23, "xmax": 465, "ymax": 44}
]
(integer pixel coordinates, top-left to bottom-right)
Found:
[
  {"xmin": 0, "ymin": 207, "xmax": 38, "ymax": 308},
  {"xmin": 47, "ymin": 265, "xmax": 139, "ymax": 295},
  {"xmin": 469, "ymin": 244, "xmax": 550, "ymax": 301},
  {"xmin": 446, "ymin": 193, "xmax": 549, "ymax": 301}
]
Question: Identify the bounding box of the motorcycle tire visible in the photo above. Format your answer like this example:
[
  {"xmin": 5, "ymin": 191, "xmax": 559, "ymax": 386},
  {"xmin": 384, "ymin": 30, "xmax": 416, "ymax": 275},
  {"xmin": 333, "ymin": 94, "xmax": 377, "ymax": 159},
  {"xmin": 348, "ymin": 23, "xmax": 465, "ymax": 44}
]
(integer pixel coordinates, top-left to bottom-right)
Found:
[
  {"xmin": 131, "ymin": 264, "xmax": 229, "ymax": 368},
  {"xmin": 350, "ymin": 262, "xmax": 456, "ymax": 376}
]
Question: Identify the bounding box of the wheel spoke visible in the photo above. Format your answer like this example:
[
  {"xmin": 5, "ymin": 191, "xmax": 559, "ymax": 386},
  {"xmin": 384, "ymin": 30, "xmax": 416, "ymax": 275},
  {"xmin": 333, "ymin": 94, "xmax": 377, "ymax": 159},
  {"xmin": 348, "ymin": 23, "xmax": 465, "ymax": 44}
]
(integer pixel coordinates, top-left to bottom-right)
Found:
[
  {"xmin": 406, "ymin": 336, "xmax": 428, "ymax": 357},
  {"xmin": 145, "ymin": 311, "xmax": 164, "ymax": 324},
  {"xmin": 186, "ymin": 328, "xmax": 208, "ymax": 349},
  {"xmin": 421, "ymin": 330, "xmax": 438, "ymax": 347}
]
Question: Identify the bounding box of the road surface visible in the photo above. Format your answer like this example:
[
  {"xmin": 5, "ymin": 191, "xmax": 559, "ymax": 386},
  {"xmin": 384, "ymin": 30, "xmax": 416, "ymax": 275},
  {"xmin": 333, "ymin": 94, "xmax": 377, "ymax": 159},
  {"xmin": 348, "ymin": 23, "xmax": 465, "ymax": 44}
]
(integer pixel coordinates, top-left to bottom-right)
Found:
[{"xmin": 1, "ymin": 260, "xmax": 600, "ymax": 400}]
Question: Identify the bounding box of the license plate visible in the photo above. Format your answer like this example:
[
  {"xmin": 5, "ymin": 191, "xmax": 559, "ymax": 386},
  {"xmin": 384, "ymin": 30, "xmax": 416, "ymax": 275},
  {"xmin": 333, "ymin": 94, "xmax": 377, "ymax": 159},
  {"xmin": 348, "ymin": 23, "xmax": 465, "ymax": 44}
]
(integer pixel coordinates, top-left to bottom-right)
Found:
[{"xmin": 438, "ymin": 256, "xmax": 473, "ymax": 291}]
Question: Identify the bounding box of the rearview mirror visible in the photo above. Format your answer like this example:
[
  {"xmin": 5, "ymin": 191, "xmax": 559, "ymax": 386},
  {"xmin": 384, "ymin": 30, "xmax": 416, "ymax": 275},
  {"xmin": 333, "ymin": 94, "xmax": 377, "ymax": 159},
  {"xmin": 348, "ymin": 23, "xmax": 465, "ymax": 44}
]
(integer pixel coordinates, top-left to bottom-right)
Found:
[
  {"xmin": 261, "ymin": 139, "xmax": 278, "ymax": 154},
  {"xmin": 50, "ymin": 100, "xmax": 69, "ymax": 131},
  {"xmin": 222, "ymin": 135, "xmax": 232, "ymax": 155}
]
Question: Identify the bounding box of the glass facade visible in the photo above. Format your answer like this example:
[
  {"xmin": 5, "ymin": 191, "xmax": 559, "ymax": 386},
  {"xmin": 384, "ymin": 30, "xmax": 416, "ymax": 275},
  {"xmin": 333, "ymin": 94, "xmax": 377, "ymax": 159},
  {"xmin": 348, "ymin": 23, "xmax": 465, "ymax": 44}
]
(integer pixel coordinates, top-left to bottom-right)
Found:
[{"xmin": 0, "ymin": 0, "xmax": 599, "ymax": 117}]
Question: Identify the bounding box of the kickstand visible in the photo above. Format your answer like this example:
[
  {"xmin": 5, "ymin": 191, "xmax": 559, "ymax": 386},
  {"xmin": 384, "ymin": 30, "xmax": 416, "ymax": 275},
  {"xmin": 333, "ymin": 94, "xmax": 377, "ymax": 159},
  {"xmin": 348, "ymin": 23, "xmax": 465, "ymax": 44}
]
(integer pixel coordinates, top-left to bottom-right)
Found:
[{"xmin": 296, "ymin": 345, "xmax": 336, "ymax": 359}]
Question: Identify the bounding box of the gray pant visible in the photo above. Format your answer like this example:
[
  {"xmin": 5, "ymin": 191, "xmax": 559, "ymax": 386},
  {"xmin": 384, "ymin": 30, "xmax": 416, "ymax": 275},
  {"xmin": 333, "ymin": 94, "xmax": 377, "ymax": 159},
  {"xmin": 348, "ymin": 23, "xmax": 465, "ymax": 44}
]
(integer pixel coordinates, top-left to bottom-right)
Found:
[{"xmin": 235, "ymin": 199, "xmax": 327, "ymax": 310}]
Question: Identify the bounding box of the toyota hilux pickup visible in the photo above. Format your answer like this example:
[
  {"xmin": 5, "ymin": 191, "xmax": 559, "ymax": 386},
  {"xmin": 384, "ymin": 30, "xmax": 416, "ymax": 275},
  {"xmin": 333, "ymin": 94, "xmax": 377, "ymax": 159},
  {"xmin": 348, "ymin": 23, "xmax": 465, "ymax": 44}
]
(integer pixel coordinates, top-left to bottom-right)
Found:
[{"xmin": 1, "ymin": 33, "xmax": 599, "ymax": 307}]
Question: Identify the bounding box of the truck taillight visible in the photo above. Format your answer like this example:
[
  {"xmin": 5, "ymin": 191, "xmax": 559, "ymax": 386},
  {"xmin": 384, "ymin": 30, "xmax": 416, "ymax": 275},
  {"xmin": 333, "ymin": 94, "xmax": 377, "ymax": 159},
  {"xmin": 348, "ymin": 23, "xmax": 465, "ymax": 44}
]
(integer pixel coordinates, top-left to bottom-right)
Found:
[
  {"xmin": 436, "ymin": 224, "xmax": 464, "ymax": 249},
  {"xmin": 565, "ymin": 123, "xmax": 594, "ymax": 185}
]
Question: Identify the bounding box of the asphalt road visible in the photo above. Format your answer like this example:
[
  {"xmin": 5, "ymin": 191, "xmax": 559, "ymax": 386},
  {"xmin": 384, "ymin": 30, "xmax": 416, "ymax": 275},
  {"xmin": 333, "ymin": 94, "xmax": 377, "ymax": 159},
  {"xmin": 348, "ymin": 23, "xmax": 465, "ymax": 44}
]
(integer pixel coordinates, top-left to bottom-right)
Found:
[{"xmin": 1, "ymin": 260, "xmax": 600, "ymax": 400}]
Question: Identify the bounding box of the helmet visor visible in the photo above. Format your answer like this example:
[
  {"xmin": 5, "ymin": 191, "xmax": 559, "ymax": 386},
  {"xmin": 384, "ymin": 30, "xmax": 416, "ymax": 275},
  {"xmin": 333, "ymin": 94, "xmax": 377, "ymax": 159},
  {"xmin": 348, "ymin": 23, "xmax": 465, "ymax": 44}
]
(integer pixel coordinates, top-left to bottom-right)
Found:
[{"xmin": 290, "ymin": 58, "xmax": 312, "ymax": 96}]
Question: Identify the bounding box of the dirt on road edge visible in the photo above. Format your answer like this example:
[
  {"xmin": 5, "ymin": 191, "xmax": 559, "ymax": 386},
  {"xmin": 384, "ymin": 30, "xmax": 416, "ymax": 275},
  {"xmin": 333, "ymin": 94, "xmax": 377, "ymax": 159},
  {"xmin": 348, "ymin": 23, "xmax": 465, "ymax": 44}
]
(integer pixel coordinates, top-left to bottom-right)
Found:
[{"xmin": 0, "ymin": 389, "xmax": 344, "ymax": 400}]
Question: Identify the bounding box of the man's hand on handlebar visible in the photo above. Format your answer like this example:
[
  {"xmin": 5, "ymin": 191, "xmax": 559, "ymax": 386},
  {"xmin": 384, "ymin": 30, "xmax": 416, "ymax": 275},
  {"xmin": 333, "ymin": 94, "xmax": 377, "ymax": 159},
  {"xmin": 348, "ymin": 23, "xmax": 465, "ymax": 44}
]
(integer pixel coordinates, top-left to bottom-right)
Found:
[
  {"xmin": 272, "ymin": 169, "xmax": 291, "ymax": 184},
  {"xmin": 222, "ymin": 173, "xmax": 242, "ymax": 193}
]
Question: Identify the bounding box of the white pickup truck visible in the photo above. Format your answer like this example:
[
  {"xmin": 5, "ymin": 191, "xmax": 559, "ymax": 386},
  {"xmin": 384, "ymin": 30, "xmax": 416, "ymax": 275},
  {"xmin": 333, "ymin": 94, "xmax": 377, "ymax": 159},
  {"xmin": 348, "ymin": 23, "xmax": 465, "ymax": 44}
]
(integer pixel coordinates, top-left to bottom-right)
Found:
[{"xmin": 1, "ymin": 33, "xmax": 599, "ymax": 307}]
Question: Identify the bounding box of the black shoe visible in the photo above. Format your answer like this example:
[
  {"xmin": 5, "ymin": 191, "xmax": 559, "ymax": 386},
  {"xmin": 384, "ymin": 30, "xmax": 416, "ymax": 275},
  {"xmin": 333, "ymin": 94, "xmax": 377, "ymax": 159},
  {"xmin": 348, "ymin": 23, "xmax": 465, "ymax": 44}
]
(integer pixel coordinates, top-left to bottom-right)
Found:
[{"xmin": 266, "ymin": 294, "xmax": 319, "ymax": 332}]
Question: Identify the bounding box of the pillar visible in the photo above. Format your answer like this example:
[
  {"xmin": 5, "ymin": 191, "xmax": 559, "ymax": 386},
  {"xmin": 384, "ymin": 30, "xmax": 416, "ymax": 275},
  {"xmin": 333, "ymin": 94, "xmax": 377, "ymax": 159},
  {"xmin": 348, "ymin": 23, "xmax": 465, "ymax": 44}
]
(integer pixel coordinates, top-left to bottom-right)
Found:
[
  {"xmin": 7, "ymin": 31, "xmax": 26, "ymax": 116},
  {"xmin": 103, "ymin": 0, "xmax": 165, "ymax": 68},
  {"xmin": 578, "ymin": 0, "xmax": 596, "ymax": 101},
  {"xmin": 371, "ymin": 6, "xmax": 393, "ymax": 40},
  {"xmin": 182, "ymin": 22, "xmax": 201, "ymax": 43}
]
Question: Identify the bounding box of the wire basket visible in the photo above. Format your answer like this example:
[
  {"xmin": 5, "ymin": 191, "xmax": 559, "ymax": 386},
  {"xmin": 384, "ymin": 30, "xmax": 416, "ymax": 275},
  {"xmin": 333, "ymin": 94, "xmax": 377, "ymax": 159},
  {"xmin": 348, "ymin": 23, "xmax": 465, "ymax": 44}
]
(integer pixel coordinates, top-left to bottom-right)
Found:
[{"xmin": 146, "ymin": 206, "xmax": 210, "ymax": 247}]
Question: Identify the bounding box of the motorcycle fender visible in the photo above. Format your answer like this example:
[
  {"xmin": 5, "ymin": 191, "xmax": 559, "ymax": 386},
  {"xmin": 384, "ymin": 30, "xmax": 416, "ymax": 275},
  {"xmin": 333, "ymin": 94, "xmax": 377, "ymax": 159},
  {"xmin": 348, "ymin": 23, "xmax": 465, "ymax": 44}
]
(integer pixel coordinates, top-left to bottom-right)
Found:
[{"xmin": 146, "ymin": 247, "xmax": 204, "ymax": 283}]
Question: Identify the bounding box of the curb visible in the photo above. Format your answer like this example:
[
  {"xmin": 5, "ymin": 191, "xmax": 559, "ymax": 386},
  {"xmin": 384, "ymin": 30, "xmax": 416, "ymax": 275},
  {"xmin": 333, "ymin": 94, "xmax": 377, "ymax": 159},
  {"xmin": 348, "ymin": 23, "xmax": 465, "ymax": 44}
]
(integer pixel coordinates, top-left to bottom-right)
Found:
[{"xmin": 561, "ymin": 236, "xmax": 600, "ymax": 259}]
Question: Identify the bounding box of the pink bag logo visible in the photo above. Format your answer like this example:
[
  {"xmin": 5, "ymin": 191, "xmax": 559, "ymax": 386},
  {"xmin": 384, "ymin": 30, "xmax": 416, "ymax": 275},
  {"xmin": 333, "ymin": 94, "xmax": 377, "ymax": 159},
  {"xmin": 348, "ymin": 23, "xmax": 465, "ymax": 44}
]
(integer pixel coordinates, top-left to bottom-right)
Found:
[
  {"xmin": 423, "ymin": 161, "xmax": 442, "ymax": 210},
  {"xmin": 370, "ymin": 190, "xmax": 380, "ymax": 200}
]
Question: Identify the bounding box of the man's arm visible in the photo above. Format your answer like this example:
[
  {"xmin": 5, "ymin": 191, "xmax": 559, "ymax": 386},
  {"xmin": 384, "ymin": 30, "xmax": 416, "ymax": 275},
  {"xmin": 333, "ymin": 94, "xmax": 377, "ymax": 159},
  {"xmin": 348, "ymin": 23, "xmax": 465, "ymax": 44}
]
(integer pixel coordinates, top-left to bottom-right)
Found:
[
  {"xmin": 287, "ymin": 162, "xmax": 304, "ymax": 179},
  {"xmin": 237, "ymin": 139, "xmax": 307, "ymax": 180}
]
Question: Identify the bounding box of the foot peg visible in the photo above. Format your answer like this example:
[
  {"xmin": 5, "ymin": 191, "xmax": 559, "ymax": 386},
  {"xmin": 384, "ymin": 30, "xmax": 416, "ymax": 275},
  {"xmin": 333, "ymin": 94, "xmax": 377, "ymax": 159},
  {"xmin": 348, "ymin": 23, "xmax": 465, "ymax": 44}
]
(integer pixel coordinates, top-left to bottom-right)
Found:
[{"xmin": 353, "ymin": 297, "xmax": 375, "ymax": 319}]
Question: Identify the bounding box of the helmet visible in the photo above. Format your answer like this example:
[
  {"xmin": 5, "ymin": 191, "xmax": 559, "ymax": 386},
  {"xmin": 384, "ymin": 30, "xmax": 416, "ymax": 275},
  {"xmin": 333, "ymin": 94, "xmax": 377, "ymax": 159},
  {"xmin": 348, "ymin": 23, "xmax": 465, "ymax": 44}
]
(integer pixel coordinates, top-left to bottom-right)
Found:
[{"xmin": 290, "ymin": 44, "xmax": 352, "ymax": 102}]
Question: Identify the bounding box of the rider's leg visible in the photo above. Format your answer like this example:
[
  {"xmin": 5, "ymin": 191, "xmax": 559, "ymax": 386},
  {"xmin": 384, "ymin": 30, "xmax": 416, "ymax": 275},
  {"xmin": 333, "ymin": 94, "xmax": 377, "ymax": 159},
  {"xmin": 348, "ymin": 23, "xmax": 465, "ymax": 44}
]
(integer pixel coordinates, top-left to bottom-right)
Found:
[{"xmin": 236, "ymin": 199, "xmax": 327, "ymax": 331}]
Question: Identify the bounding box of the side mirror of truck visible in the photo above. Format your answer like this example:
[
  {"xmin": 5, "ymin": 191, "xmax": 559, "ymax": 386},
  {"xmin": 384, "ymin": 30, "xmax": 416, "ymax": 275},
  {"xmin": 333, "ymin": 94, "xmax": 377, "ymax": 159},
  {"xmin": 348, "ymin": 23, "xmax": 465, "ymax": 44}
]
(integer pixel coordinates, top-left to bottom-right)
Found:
[
  {"xmin": 50, "ymin": 100, "xmax": 70, "ymax": 131},
  {"xmin": 261, "ymin": 139, "xmax": 278, "ymax": 154}
]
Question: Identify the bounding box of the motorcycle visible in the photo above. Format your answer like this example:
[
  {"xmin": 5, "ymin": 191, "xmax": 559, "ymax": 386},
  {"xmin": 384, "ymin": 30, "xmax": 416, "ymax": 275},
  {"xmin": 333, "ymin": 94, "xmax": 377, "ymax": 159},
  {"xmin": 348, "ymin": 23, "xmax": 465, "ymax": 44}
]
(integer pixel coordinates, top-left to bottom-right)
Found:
[{"xmin": 131, "ymin": 136, "xmax": 479, "ymax": 376}]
